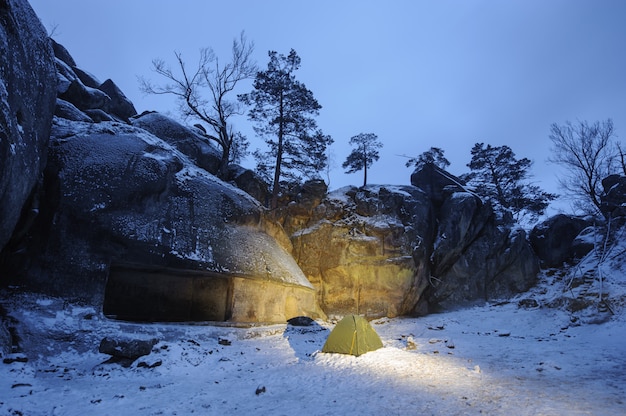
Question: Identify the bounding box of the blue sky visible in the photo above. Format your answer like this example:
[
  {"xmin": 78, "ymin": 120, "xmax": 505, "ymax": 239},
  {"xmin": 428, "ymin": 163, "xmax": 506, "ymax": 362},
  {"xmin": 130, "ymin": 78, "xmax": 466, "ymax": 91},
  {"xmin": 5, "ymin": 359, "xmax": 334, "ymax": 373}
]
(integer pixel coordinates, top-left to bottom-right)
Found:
[{"xmin": 29, "ymin": 0, "xmax": 626, "ymax": 210}]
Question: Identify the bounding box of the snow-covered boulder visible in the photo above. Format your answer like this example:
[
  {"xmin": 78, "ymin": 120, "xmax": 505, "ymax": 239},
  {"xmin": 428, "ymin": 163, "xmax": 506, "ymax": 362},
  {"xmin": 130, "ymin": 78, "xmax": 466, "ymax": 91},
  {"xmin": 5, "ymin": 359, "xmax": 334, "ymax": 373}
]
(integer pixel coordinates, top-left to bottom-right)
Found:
[
  {"xmin": 15, "ymin": 118, "xmax": 320, "ymax": 323},
  {"xmin": 131, "ymin": 111, "xmax": 221, "ymax": 175},
  {"xmin": 52, "ymin": 40, "xmax": 136, "ymax": 123},
  {"xmin": 410, "ymin": 162, "xmax": 466, "ymax": 206},
  {"xmin": 226, "ymin": 164, "xmax": 270, "ymax": 205},
  {"xmin": 0, "ymin": 0, "xmax": 56, "ymax": 252},
  {"xmin": 601, "ymin": 174, "xmax": 626, "ymax": 219},
  {"xmin": 530, "ymin": 214, "xmax": 593, "ymax": 268}
]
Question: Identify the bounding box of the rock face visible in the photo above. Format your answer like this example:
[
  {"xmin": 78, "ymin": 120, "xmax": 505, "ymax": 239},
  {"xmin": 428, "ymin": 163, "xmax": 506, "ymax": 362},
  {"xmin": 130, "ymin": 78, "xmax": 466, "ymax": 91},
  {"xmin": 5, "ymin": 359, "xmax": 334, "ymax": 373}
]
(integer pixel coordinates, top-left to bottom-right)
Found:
[
  {"xmin": 130, "ymin": 112, "xmax": 221, "ymax": 175},
  {"xmin": 13, "ymin": 119, "xmax": 321, "ymax": 323},
  {"xmin": 280, "ymin": 164, "xmax": 540, "ymax": 317},
  {"xmin": 53, "ymin": 39, "xmax": 137, "ymax": 123},
  {"xmin": 601, "ymin": 174, "xmax": 626, "ymax": 219},
  {"xmin": 530, "ymin": 214, "xmax": 593, "ymax": 268},
  {"xmin": 0, "ymin": 6, "xmax": 541, "ymax": 323},
  {"xmin": 0, "ymin": 0, "xmax": 57, "ymax": 252},
  {"xmin": 2, "ymin": 32, "xmax": 320, "ymax": 324},
  {"xmin": 289, "ymin": 185, "xmax": 434, "ymax": 318},
  {"xmin": 416, "ymin": 165, "xmax": 539, "ymax": 308}
]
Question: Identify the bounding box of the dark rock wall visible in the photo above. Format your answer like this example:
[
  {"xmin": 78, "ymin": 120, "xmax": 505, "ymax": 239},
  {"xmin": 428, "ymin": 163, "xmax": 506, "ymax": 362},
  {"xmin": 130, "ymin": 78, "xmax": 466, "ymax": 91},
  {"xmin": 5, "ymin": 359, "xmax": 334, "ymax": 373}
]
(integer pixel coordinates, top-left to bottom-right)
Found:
[{"xmin": 0, "ymin": 0, "xmax": 56, "ymax": 252}]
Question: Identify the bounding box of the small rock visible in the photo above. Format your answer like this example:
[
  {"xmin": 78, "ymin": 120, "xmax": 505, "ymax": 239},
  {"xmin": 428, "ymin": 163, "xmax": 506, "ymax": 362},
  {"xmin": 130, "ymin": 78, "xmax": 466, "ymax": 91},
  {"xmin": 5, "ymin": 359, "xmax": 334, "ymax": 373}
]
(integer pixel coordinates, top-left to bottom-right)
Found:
[
  {"xmin": 3, "ymin": 354, "xmax": 28, "ymax": 364},
  {"xmin": 518, "ymin": 298, "xmax": 539, "ymax": 309},
  {"xmin": 137, "ymin": 359, "xmax": 162, "ymax": 369},
  {"xmin": 255, "ymin": 386, "xmax": 266, "ymax": 395},
  {"xmin": 287, "ymin": 316, "xmax": 315, "ymax": 326},
  {"xmin": 98, "ymin": 337, "xmax": 158, "ymax": 362},
  {"xmin": 218, "ymin": 338, "xmax": 232, "ymax": 346}
]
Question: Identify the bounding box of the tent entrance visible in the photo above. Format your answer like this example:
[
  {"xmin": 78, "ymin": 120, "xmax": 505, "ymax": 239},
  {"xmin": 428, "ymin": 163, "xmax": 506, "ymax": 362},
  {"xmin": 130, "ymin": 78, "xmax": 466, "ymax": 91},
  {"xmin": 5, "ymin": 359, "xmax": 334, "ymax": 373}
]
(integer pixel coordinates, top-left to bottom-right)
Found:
[{"xmin": 103, "ymin": 264, "xmax": 233, "ymax": 322}]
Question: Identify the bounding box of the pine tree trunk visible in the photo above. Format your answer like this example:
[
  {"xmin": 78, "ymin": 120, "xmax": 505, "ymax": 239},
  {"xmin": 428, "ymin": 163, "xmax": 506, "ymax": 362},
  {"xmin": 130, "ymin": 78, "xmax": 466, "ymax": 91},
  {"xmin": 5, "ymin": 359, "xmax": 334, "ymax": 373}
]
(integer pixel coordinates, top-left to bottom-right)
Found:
[
  {"xmin": 363, "ymin": 162, "xmax": 367, "ymax": 187},
  {"xmin": 271, "ymin": 92, "xmax": 285, "ymax": 209}
]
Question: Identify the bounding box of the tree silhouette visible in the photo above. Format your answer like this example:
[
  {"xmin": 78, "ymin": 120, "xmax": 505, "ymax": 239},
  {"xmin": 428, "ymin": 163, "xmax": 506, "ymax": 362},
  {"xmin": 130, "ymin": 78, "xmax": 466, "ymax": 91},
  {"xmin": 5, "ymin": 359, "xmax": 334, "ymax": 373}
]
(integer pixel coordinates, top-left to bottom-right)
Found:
[
  {"xmin": 548, "ymin": 119, "xmax": 618, "ymax": 215},
  {"xmin": 343, "ymin": 133, "xmax": 383, "ymax": 187},
  {"xmin": 139, "ymin": 32, "xmax": 256, "ymax": 179},
  {"xmin": 240, "ymin": 49, "xmax": 332, "ymax": 208},
  {"xmin": 462, "ymin": 143, "xmax": 555, "ymax": 225},
  {"xmin": 404, "ymin": 147, "xmax": 450, "ymax": 170}
]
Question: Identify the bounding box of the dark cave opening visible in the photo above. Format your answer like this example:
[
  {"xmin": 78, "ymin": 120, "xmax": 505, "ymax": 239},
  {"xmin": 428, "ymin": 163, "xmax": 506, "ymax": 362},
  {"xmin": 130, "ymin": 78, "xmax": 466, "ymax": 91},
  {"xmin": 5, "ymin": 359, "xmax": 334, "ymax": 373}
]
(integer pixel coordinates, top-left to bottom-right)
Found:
[{"xmin": 103, "ymin": 264, "xmax": 233, "ymax": 322}]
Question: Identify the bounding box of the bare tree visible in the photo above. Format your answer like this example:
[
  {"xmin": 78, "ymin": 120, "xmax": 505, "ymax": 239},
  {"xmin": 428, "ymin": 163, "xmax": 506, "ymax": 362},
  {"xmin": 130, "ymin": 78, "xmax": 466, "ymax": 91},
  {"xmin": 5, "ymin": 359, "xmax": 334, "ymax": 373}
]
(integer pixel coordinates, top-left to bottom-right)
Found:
[
  {"xmin": 548, "ymin": 119, "xmax": 617, "ymax": 215},
  {"xmin": 139, "ymin": 32, "xmax": 257, "ymax": 179}
]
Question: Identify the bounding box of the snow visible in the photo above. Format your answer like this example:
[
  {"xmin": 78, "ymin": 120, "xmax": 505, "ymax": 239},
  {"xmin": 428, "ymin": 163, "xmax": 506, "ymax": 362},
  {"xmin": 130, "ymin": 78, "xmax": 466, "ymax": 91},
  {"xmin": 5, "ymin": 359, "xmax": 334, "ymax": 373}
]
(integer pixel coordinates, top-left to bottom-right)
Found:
[
  {"xmin": 2, "ymin": 226, "xmax": 625, "ymax": 415},
  {"xmin": 1, "ymin": 279, "xmax": 625, "ymax": 416}
]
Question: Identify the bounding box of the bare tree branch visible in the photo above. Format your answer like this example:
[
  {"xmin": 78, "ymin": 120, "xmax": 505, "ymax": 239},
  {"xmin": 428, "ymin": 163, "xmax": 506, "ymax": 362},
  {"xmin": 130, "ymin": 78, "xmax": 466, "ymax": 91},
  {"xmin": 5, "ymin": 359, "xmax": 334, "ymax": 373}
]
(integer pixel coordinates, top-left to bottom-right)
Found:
[
  {"xmin": 548, "ymin": 119, "xmax": 617, "ymax": 215},
  {"xmin": 139, "ymin": 31, "xmax": 257, "ymax": 178}
]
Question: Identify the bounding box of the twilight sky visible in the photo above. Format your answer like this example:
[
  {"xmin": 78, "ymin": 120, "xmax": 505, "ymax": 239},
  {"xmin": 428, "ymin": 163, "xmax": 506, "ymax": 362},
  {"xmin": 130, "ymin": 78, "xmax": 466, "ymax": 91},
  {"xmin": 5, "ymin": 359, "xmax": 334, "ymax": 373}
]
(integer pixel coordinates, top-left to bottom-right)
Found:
[{"xmin": 29, "ymin": 0, "xmax": 626, "ymax": 211}]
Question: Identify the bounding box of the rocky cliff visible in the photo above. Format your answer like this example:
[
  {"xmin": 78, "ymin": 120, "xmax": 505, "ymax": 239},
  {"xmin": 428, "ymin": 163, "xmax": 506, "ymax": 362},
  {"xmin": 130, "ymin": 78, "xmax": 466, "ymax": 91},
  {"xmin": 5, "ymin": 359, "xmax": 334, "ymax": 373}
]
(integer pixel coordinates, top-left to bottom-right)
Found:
[
  {"xmin": 0, "ymin": 0, "xmax": 56, "ymax": 252},
  {"xmin": 0, "ymin": 5, "xmax": 320, "ymax": 323},
  {"xmin": 277, "ymin": 164, "xmax": 539, "ymax": 318},
  {"xmin": 1, "ymin": 1, "xmax": 542, "ymax": 323}
]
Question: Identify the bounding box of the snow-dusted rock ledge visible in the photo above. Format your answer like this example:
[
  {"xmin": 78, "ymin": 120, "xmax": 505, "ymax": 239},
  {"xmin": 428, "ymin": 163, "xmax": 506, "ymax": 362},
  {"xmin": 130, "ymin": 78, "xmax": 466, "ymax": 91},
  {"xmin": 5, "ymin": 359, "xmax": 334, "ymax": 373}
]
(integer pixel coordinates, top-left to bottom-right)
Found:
[{"xmin": 15, "ymin": 119, "xmax": 321, "ymax": 324}]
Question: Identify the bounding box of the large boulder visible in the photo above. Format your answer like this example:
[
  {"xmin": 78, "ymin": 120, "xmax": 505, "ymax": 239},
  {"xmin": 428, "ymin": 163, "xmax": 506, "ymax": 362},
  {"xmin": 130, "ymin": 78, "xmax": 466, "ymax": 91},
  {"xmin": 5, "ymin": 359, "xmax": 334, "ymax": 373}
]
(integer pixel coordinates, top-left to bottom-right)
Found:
[
  {"xmin": 600, "ymin": 174, "xmax": 626, "ymax": 219},
  {"xmin": 226, "ymin": 164, "xmax": 270, "ymax": 205},
  {"xmin": 283, "ymin": 163, "xmax": 541, "ymax": 317},
  {"xmin": 290, "ymin": 185, "xmax": 435, "ymax": 318},
  {"xmin": 423, "ymin": 183, "xmax": 539, "ymax": 306},
  {"xmin": 0, "ymin": 0, "xmax": 57, "ymax": 252},
  {"xmin": 430, "ymin": 191, "xmax": 493, "ymax": 276},
  {"xmin": 530, "ymin": 214, "xmax": 593, "ymax": 268},
  {"xmin": 410, "ymin": 162, "xmax": 466, "ymax": 206},
  {"xmin": 427, "ymin": 222, "xmax": 539, "ymax": 306},
  {"xmin": 12, "ymin": 118, "xmax": 321, "ymax": 323},
  {"xmin": 131, "ymin": 112, "xmax": 221, "ymax": 175},
  {"xmin": 414, "ymin": 164, "xmax": 539, "ymax": 307},
  {"xmin": 97, "ymin": 79, "xmax": 137, "ymax": 122},
  {"xmin": 53, "ymin": 40, "xmax": 136, "ymax": 123}
]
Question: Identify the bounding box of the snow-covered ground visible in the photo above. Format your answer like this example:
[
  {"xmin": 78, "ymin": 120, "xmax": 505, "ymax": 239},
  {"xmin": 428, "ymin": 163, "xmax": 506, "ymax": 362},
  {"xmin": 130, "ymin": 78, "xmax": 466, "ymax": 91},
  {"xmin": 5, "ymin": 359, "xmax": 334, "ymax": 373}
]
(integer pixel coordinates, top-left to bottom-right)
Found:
[
  {"xmin": 1, "ymin": 229, "xmax": 625, "ymax": 416},
  {"xmin": 0, "ymin": 289, "xmax": 623, "ymax": 416}
]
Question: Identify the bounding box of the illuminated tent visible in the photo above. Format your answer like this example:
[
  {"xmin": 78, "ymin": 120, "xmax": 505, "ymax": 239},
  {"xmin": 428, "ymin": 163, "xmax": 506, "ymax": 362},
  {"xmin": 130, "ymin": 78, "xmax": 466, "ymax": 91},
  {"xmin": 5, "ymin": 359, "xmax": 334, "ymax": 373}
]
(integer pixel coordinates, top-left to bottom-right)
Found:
[{"xmin": 322, "ymin": 315, "xmax": 383, "ymax": 356}]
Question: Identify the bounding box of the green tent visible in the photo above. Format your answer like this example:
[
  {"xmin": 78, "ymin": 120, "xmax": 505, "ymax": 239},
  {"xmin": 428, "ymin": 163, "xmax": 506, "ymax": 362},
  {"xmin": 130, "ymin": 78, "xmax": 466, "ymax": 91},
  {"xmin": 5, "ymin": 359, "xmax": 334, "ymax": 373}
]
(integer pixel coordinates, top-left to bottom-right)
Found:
[{"xmin": 322, "ymin": 315, "xmax": 383, "ymax": 356}]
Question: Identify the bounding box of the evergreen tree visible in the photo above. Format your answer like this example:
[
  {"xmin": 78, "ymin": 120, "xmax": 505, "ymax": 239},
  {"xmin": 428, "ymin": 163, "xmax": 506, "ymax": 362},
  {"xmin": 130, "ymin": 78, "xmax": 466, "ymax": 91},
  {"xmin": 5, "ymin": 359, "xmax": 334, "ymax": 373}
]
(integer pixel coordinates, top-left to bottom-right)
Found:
[
  {"xmin": 405, "ymin": 147, "xmax": 450, "ymax": 170},
  {"xmin": 462, "ymin": 143, "xmax": 556, "ymax": 225},
  {"xmin": 342, "ymin": 133, "xmax": 383, "ymax": 187},
  {"xmin": 239, "ymin": 49, "xmax": 332, "ymax": 208}
]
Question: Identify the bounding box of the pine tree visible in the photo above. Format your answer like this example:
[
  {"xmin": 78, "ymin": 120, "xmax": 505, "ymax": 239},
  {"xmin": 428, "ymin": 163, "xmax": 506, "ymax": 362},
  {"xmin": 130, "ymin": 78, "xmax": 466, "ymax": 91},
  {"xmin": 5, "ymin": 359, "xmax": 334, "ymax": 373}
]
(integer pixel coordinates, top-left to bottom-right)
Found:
[
  {"xmin": 462, "ymin": 143, "xmax": 556, "ymax": 225},
  {"xmin": 342, "ymin": 133, "xmax": 383, "ymax": 187},
  {"xmin": 240, "ymin": 49, "xmax": 332, "ymax": 208},
  {"xmin": 405, "ymin": 147, "xmax": 450, "ymax": 170}
]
